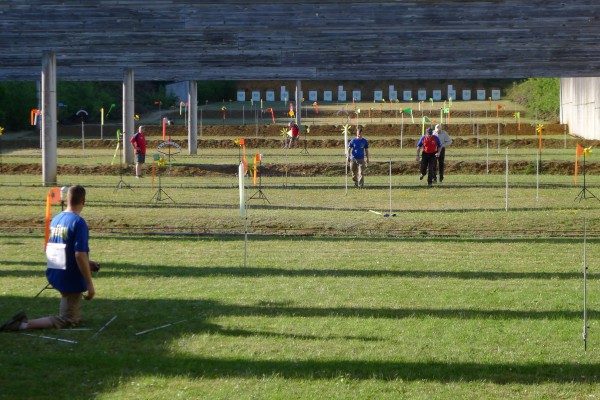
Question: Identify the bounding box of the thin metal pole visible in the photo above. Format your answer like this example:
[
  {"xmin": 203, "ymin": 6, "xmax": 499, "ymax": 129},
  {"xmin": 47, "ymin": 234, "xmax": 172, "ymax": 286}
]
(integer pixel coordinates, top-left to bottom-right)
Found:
[
  {"xmin": 389, "ymin": 159, "xmax": 392, "ymax": 214},
  {"xmin": 536, "ymin": 151, "xmax": 539, "ymax": 202},
  {"xmin": 505, "ymin": 148, "xmax": 508, "ymax": 211},
  {"xmin": 81, "ymin": 120, "xmax": 85, "ymax": 158},
  {"xmin": 497, "ymin": 116, "xmax": 500, "ymax": 154},
  {"xmin": 486, "ymin": 136, "xmax": 489, "ymax": 175},
  {"xmin": 345, "ymin": 158, "xmax": 348, "ymax": 195},
  {"xmin": 583, "ymin": 217, "xmax": 588, "ymax": 351},
  {"xmin": 400, "ymin": 113, "xmax": 404, "ymax": 149}
]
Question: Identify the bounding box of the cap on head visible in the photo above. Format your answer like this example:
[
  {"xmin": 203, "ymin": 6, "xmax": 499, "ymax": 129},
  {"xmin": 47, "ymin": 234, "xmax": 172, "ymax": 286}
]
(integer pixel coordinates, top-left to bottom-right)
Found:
[
  {"xmin": 426, "ymin": 127, "xmax": 434, "ymax": 135},
  {"xmin": 435, "ymin": 124, "xmax": 441, "ymax": 131}
]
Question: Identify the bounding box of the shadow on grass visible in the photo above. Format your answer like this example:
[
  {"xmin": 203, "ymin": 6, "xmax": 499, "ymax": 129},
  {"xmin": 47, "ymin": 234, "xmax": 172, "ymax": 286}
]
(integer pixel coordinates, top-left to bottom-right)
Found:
[
  {"xmin": 1, "ymin": 260, "xmax": 597, "ymax": 282},
  {"xmin": 0, "ymin": 296, "xmax": 598, "ymax": 400},
  {"xmin": 3, "ymin": 291, "xmax": 597, "ymax": 325}
]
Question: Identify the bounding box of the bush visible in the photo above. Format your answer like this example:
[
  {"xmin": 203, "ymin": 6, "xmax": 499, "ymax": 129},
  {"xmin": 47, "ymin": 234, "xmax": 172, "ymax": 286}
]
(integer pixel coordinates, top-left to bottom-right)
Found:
[
  {"xmin": 0, "ymin": 82, "xmax": 38, "ymax": 131},
  {"xmin": 507, "ymin": 78, "xmax": 559, "ymax": 121}
]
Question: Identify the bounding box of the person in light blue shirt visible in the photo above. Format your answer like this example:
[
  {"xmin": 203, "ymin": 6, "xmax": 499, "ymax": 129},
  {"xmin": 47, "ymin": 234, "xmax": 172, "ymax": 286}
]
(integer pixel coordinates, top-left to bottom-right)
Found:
[{"xmin": 347, "ymin": 127, "xmax": 370, "ymax": 188}]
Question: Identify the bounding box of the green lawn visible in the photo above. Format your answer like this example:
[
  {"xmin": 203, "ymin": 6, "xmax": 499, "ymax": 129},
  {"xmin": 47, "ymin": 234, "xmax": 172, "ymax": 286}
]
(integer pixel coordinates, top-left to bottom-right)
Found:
[
  {"xmin": 1, "ymin": 127, "xmax": 600, "ymax": 399},
  {"xmin": 0, "ymin": 234, "xmax": 598, "ymax": 399}
]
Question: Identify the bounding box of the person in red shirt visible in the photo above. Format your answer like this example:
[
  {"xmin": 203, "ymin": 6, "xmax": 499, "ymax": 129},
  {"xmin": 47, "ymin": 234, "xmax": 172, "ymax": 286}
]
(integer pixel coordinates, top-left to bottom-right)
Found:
[
  {"xmin": 286, "ymin": 122, "xmax": 300, "ymax": 148},
  {"xmin": 130, "ymin": 126, "xmax": 147, "ymax": 178},
  {"xmin": 416, "ymin": 127, "xmax": 441, "ymax": 187}
]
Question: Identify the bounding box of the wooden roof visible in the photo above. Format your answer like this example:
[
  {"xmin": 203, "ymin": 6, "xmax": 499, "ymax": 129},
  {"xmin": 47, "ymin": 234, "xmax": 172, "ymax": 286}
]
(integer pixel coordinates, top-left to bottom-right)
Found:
[{"xmin": 1, "ymin": 1, "xmax": 599, "ymax": 81}]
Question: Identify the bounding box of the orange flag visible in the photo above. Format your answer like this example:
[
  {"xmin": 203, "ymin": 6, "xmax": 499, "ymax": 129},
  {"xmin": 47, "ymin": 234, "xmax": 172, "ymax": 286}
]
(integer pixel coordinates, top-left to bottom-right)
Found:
[
  {"xmin": 31, "ymin": 109, "xmax": 40, "ymax": 126},
  {"xmin": 240, "ymin": 139, "xmax": 248, "ymax": 174},
  {"xmin": 44, "ymin": 188, "xmax": 62, "ymax": 251},
  {"xmin": 266, "ymin": 108, "xmax": 275, "ymax": 124},
  {"xmin": 253, "ymin": 153, "xmax": 261, "ymax": 185},
  {"xmin": 48, "ymin": 187, "xmax": 62, "ymax": 204},
  {"xmin": 575, "ymin": 144, "xmax": 584, "ymax": 185}
]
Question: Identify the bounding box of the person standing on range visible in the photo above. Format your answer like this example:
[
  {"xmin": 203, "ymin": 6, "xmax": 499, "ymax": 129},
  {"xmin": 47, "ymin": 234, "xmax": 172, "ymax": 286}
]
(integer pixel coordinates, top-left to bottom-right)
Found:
[
  {"xmin": 347, "ymin": 127, "xmax": 370, "ymax": 188},
  {"xmin": 433, "ymin": 124, "xmax": 452, "ymax": 182},
  {"xmin": 286, "ymin": 121, "xmax": 300, "ymax": 149},
  {"xmin": 130, "ymin": 125, "xmax": 147, "ymax": 178},
  {"xmin": 416, "ymin": 127, "xmax": 441, "ymax": 187}
]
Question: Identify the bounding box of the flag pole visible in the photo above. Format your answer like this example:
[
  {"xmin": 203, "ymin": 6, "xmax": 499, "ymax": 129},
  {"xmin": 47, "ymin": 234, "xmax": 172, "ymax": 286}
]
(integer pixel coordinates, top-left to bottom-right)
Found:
[
  {"xmin": 536, "ymin": 150, "xmax": 539, "ymax": 202},
  {"xmin": 583, "ymin": 217, "xmax": 588, "ymax": 351},
  {"xmin": 389, "ymin": 159, "xmax": 392, "ymax": 215},
  {"xmin": 345, "ymin": 156, "xmax": 348, "ymax": 195},
  {"xmin": 497, "ymin": 111, "xmax": 501, "ymax": 154},
  {"xmin": 505, "ymin": 147, "xmax": 509, "ymax": 212},
  {"xmin": 400, "ymin": 113, "xmax": 404, "ymax": 149},
  {"xmin": 486, "ymin": 127, "xmax": 489, "ymax": 175}
]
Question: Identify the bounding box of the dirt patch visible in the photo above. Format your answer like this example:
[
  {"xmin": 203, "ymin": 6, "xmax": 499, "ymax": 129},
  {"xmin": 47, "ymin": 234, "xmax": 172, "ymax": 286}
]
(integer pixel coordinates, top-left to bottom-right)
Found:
[
  {"xmin": 2, "ymin": 123, "xmax": 597, "ymax": 177},
  {"xmin": 0, "ymin": 160, "xmax": 589, "ymax": 177}
]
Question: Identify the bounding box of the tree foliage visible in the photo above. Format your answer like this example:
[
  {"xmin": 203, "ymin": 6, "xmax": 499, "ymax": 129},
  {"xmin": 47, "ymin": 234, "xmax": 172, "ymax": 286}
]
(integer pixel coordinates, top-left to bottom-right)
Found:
[
  {"xmin": 0, "ymin": 82, "xmax": 38, "ymax": 130},
  {"xmin": 507, "ymin": 78, "xmax": 560, "ymax": 121},
  {"xmin": 56, "ymin": 81, "xmax": 121, "ymax": 124},
  {"xmin": 197, "ymin": 81, "xmax": 237, "ymax": 103}
]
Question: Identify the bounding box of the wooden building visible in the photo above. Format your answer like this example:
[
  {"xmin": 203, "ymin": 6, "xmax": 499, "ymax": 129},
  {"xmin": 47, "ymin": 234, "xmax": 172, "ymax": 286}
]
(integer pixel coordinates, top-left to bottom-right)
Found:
[{"xmin": 1, "ymin": 1, "xmax": 599, "ymax": 182}]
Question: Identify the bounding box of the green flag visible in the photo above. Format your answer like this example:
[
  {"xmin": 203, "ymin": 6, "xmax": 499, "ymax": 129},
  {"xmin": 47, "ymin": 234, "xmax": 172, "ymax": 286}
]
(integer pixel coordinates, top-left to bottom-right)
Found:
[
  {"xmin": 422, "ymin": 116, "xmax": 431, "ymax": 136},
  {"xmin": 403, "ymin": 108, "xmax": 412, "ymax": 114}
]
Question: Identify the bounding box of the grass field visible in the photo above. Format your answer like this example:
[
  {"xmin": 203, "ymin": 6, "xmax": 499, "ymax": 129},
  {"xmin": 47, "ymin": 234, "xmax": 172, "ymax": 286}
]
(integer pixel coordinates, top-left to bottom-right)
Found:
[
  {"xmin": 1, "ymin": 234, "xmax": 599, "ymax": 399},
  {"xmin": 1, "ymin": 113, "xmax": 600, "ymax": 398}
]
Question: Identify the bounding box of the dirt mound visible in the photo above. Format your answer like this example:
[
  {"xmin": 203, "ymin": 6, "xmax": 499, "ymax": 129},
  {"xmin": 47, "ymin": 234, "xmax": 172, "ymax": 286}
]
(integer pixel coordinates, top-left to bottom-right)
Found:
[{"xmin": 0, "ymin": 160, "xmax": 588, "ymax": 177}]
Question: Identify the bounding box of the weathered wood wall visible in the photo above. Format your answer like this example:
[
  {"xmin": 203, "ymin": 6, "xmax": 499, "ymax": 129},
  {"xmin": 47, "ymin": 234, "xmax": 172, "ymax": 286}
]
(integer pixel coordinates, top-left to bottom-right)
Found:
[{"xmin": 1, "ymin": 1, "xmax": 599, "ymax": 81}]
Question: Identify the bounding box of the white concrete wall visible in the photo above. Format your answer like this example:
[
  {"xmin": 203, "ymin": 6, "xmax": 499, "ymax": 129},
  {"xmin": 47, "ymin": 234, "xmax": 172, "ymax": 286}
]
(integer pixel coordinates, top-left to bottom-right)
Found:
[{"xmin": 560, "ymin": 77, "xmax": 600, "ymax": 140}]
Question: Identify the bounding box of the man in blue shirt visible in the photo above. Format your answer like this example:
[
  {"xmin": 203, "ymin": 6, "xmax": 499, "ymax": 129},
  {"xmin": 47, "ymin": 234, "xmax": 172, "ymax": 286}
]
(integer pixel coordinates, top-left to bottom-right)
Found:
[
  {"xmin": 1, "ymin": 185, "xmax": 99, "ymax": 332},
  {"xmin": 347, "ymin": 127, "xmax": 370, "ymax": 188}
]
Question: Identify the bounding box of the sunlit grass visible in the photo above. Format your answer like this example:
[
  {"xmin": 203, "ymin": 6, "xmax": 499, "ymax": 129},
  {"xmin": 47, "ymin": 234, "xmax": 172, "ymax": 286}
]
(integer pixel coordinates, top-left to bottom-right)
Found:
[{"xmin": 1, "ymin": 235, "xmax": 598, "ymax": 399}]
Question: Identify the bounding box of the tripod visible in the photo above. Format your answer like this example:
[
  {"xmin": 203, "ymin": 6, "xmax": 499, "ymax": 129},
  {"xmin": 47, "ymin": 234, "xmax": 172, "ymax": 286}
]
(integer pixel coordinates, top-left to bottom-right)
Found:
[
  {"xmin": 575, "ymin": 154, "xmax": 599, "ymax": 202},
  {"xmin": 299, "ymin": 134, "xmax": 310, "ymax": 155},
  {"xmin": 249, "ymin": 159, "xmax": 270, "ymax": 203},
  {"xmin": 114, "ymin": 134, "xmax": 133, "ymax": 193},
  {"xmin": 151, "ymin": 169, "xmax": 174, "ymax": 203}
]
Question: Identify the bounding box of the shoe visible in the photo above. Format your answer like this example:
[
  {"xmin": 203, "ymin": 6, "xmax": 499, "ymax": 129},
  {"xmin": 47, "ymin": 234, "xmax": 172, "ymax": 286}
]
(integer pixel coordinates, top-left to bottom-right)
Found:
[
  {"xmin": 428, "ymin": 183, "xmax": 433, "ymax": 187},
  {"xmin": 440, "ymin": 177, "xmax": 444, "ymax": 183},
  {"xmin": 419, "ymin": 175, "xmax": 424, "ymax": 180},
  {"xmin": 359, "ymin": 184, "xmax": 364, "ymax": 189},
  {"xmin": 0, "ymin": 311, "xmax": 27, "ymax": 332},
  {"xmin": 433, "ymin": 177, "xmax": 437, "ymax": 183},
  {"xmin": 354, "ymin": 181, "xmax": 358, "ymax": 187}
]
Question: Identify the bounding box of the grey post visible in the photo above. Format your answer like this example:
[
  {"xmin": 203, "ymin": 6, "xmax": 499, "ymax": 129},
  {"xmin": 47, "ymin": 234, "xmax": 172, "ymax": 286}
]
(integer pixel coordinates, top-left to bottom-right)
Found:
[
  {"xmin": 295, "ymin": 80, "xmax": 302, "ymax": 127},
  {"xmin": 41, "ymin": 51, "xmax": 57, "ymax": 186},
  {"xmin": 122, "ymin": 68, "xmax": 135, "ymax": 164},
  {"xmin": 188, "ymin": 80, "xmax": 198, "ymax": 154}
]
